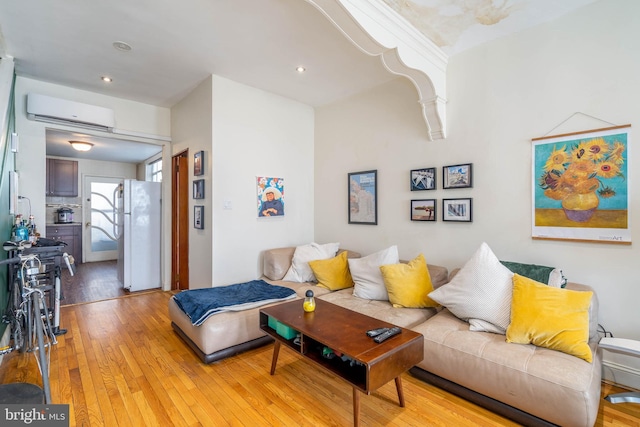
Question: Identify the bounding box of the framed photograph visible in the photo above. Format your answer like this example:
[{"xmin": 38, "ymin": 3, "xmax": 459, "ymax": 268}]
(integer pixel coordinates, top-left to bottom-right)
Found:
[
  {"xmin": 348, "ymin": 170, "xmax": 377, "ymax": 225},
  {"xmin": 194, "ymin": 151, "xmax": 204, "ymax": 176},
  {"xmin": 443, "ymin": 163, "xmax": 473, "ymax": 189},
  {"xmin": 193, "ymin": 179, "xmax": 205, "ymax": 199},
  {"xmin": 194, "ymin": 205, "xmax": 204, "ymax": 229},
  {"xmin": 257, "ymin": 177, "xmax": 285, "ymax": 217},
  {"xmin": 411, "ymin": 199, "xmax": 436, "ymax": 221},
  {"xmin": 532, "ymin": 124, "xmax": 630, "ymax": 244},
  {"xmin": 410, "ymin": 167, "xmax": 436, "ymax": 191},
  {"xmin": 443, "ymin": 198, "xmax": 472, "ymax": 222}
]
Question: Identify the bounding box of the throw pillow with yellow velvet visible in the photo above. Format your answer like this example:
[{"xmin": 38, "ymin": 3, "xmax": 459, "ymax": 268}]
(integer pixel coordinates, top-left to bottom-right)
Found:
[
  {"xmin": 380, "ymin": 254, "xmax": 439, "ymax": 308},
  {"xmin": 506, "ymin": 274, "xmax": 593, "ymax": 362},
  {"xmin": 308, "ymin": 251, "xmax": 354, "ymax": 291}
]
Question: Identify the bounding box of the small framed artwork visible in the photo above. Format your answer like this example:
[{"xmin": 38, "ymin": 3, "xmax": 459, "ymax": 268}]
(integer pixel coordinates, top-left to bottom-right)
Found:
[
  {"xmin": 194, "ymin": 151, "xmax": 205, "ymax": 176},
  {"xmin": 443, "ymin": 198, "xmax": 472, "ymax": 222},
  {"xmin": 348, "ymin": 170, "xmax": 377, "ymax": 225},
  {"xmin": 193, "ymin": 179, "xmax": 205, "ymax": 199},
  {"xmin": 443, "ymin": 163, "xmax": 473, "ymax": 189},
  {"xmin": 257, "ymin": 177, "xmax": 285, "ymax": 217},
  {"xmin": 194, "ymin": 205, "xmax": 204, "ymax": 229},
  {"xmin": 410, "ymin": 167, "xmax": 436, "ymax": 191},
  {"xmin": 411, "ymin": 199, "xmax": 436, "ymax": 221}
]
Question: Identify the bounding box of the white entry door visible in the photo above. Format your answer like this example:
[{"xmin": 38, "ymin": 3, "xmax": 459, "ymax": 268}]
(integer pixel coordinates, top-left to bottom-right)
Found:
[{"xmin": 83, "ymin": 176, "xmax": 122, "ymax": 262}]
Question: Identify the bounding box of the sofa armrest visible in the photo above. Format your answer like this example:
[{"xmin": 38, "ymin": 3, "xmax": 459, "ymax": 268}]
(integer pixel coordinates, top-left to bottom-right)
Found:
[{"xmin": 565, "ymin": 282, "xmax": 599, "ymax": 344}]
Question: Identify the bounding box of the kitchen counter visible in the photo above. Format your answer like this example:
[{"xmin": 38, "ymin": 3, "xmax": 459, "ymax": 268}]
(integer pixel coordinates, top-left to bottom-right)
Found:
[{"xmin": 46, "ymin": 222, "xmax": 82, "ymax": 227}]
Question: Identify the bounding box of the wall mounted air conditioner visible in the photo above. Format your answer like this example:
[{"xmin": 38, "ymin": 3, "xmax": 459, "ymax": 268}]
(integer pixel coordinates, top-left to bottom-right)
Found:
[{"xmin": 26, "ymin": 93, "xmax": 115, "ymax": 132}]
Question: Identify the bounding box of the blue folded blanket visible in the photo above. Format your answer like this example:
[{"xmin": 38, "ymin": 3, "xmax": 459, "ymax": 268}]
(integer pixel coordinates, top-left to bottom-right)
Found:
[{"xmin": 173, "ymin": 279, "xmax": 296, "ymax": 326}]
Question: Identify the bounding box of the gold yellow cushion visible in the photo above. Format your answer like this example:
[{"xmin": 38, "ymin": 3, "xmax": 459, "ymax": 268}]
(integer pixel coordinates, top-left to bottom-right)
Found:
[
  {"xmin": 308, "ymin": 251, "xmax": 354, "ymax": 291},
  {"xmin": 506, "ymin": 274, "xmax": 593, "ymax": 362},
  {"xmin": 379, "ymin": 254, "xmax": 439, "ymax": 308}
]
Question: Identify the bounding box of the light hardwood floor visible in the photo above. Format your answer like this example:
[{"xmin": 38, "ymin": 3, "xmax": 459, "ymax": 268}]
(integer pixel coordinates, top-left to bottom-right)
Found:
[{"xmin": 1, "ymin": 291, "xmax": 639, "ymax": 426}]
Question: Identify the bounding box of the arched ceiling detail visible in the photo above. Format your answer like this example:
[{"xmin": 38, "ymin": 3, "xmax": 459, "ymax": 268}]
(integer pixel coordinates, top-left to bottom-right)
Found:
[{"xmin": 305, "ymin": 0, "xmax": 448, "ymax": 140}]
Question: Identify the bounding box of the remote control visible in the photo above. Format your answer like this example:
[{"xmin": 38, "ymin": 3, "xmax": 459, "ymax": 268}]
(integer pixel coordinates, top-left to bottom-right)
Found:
[
  {"xmin": 373, "ymin": 327, "xmax": 401, "ymax": 343},
  {"xmin": 366, "ymin": 327, "xmax": 389, "ymax": 337}
]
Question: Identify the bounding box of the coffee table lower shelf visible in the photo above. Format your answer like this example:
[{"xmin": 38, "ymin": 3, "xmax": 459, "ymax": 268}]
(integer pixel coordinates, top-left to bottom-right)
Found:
[{"xmin": 259, "ymin": 299, "xmax": 423, "ymax": 426}]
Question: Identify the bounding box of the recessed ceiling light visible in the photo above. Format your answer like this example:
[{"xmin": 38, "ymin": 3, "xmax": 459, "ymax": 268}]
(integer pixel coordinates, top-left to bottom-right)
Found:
[
  {"xmin": 101, "ymin": 76, "xmax": 112, "ymax": 83},
  {"xmin": 296, "ymin": 66, "xmax": 306, "ymax": 73},
  {"xmin": 113, "ymin": 41, "xmax": 132, "ymax": 52}
]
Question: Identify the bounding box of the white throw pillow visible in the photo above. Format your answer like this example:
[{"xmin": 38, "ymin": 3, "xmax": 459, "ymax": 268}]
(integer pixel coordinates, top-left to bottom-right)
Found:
[
  {"xmin": 349, "ymin": 245, "xmax": 399, "ymax": 301},
  {"xmin": 428, "ymin": 242, "xmax": 514, "ymax": 334},
  {"xmin": 282, "ymin": 242, "xmax": 340, "ymax": 283}
]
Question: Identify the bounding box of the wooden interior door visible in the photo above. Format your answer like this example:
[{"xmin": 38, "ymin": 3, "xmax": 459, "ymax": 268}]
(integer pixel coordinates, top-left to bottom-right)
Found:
[{"xmin": 171, "ymin": 151, "xmax": 189, "ymax": 290}]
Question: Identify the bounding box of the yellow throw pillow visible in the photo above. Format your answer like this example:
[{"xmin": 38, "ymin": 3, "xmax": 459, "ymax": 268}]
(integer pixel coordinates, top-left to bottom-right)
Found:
[
  {"xmin": 380, "ymin": 254, "xmax": 439, "ymax": 308},
  {"xmin": 506, "ymin": 274, "xmax": 593, "ymax": 362},
  {"xmin": 308, "ymin": 251, "xmax": 354, "ymax": 291}
]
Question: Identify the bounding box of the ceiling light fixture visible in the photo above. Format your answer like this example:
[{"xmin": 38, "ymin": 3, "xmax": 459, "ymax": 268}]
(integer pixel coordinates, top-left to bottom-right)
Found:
[
  {"xmin": 296, "ymin": 66, "xmax": 306, "ymax": 73},
  {"xmin": 112, "ymin": 41, "xmax": 132, "ymax": 52},
  {"xmin": 69, "ymin": 141, "xmax": 94, "ymax": 152},
  {"xmin": 101, "ymin": 76, "xmax": 112, "ymax": 83}
]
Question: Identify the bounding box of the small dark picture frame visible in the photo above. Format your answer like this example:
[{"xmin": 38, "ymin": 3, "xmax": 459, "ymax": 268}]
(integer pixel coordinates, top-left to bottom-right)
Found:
[
  {"xmin": 348, "ymin": 170, "xmax": 377, "ymax": 225},
  {"xmin": 443, "ymin": 163, "xmax": 473, "ymax": 189},
  {"xmin": 443, "ymin": 198, "xmax": 472, "ymax": 222},
  {"xmin": 410, "ymin": 167, "xmax": 436, "ymax": 191},
  {"xmin": 193, "ymin": 179, "xmax": 205, "ymax": 199},
  {"xmin": 194, "ymin": 205, "xmax": 204, "ymax": 229},
  {"xmin": 411, "ymin": 199, "xmax": 436, "ymax": 221},
  {"xmin": 194, "ymin": 151, "xmax": 205, "ymax": 176}
]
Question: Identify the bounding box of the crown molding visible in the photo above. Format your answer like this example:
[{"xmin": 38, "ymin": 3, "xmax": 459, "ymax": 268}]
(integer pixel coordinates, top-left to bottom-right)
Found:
[{"xmin": 306, "ymin": 0, "xmax": 448, "ymax": 140}]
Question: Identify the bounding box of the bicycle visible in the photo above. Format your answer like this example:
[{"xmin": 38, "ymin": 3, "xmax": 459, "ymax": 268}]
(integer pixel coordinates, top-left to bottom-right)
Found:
[{"xmin": 0, "ymin": 240, "xmax": 74, "ymax": 404}]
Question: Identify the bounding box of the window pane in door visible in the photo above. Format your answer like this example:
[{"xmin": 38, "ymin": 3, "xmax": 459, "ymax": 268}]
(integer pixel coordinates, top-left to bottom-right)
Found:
[{"xmin": 90, "ymin": 182, "xmax": 119, "ymax": 252}]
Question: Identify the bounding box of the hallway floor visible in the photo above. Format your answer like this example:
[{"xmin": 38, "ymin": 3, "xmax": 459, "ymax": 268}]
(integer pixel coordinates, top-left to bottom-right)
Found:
[{"xmin": 61, "ymin": 260, "xmax": 127, "ymax": 306}]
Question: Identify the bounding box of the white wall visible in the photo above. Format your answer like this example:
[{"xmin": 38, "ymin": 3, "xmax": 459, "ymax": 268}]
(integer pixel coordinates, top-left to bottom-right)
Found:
[
  {"xmin": 315, "ymin": 0, "xmax": 640, "ymax": 388},
  {"xmin": 171, "ymin": 76, "xmax": 214, "ymax": 289},
  {"xmin": 211, "ymin": 75, "xmax": 315, "ymax": 285}
]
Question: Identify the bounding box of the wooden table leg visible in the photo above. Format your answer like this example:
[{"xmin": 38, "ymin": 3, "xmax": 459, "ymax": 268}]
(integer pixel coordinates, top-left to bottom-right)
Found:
[
  {"xmin": 270, "ymin": 341, "xmax": 281, "ymax": 375},
  {"xmin": 395, "ymin": 376, "xmax": 405, "ymax": 407},
  {"xmin": 353, "ymin": 387, "xmax": 360, "ymax": 427}
]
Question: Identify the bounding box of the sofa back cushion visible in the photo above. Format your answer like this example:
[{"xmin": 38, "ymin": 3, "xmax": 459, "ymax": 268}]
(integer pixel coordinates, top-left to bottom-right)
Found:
[{"xmin": 263, "ymin": 247, "xmax": 360, "ymax": 281}]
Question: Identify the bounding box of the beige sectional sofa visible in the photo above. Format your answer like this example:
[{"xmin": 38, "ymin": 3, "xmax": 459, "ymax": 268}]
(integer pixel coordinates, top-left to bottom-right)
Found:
[{"xmin": 169, "ymin": 246, "xmax": 602, "ymax": 427}]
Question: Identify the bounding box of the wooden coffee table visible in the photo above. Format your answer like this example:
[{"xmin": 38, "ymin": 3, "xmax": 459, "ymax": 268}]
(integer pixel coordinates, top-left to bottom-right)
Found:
[{"xmin": 259, "ymin": 298, "xmax": 423, "ymax": 426}]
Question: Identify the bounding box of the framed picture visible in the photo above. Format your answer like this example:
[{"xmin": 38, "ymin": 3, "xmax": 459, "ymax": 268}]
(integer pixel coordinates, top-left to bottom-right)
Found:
[
  {"xmin": 193, "ymin": 179, "xmax": 205, "ymax": 199},
  {"xmin": 410, "ymin": 167, "xmax": 436, "ymax": 191},
  {"xmin": 443, "ymin": 163, "xmax": 473, "ymax": 189},
  {"xmin": 411, "ymin": 199, "xmax": 436, "ymax": 221},
  {"xmin": 532, "ymin": 124, "xmax": 631, "ymax": 244},
  {"xmin": 443, "ymin": 198, "xmax": 472, "ymax": 222},
  {"xmin": 348, "ymin": 170, "xmax": 377, "ymax": 225},
  {"xmin": 257, "ymin": 177, "xmax": 285, "ymax": 217},
  {"xmin": 194, "ymin": 205, "xmax": 204, "ymax": 229},
  {"xmin": 194, "ymin": 151, "xmax": 204, "ymax": 176}
]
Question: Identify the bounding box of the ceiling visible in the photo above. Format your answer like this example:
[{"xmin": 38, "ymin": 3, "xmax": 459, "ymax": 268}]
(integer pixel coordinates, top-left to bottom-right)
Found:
[{"xmin": 0, "ymin": 0, "xmax": 597, "ymax": 162}]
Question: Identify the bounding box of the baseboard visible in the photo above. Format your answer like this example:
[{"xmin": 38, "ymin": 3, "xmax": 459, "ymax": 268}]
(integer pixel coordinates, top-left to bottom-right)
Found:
[{"xmin": 602, "ymin": 359, "xmax": 640, "ymax": 390}]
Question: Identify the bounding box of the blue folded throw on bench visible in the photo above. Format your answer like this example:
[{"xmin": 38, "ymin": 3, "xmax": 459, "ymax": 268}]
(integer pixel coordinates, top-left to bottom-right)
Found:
[{"xmin": 173, "ymin": 279, "xmax": 296, "ymax": 326}]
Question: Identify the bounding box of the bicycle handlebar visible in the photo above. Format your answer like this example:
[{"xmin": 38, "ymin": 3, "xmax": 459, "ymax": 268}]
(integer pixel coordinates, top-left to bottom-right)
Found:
[{"xmin": 0, "ymin": 257, "xmax": 21, "ymax": 266}]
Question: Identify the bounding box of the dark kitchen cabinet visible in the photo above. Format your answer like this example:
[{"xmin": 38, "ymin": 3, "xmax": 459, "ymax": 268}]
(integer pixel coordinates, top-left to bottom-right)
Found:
[
  {"xmin": 46, "ymin": 158, "xmax": 78, "ymax": 197},
  {"xmin": 46, "ymin": 224, "xmax": 82, "ymax": 265}
]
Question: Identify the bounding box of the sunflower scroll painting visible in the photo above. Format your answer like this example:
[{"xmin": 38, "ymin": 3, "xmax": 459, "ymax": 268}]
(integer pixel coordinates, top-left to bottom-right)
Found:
[{"xmin": 532, "ymin": 125, "xmax": 631, "ymax": 244}]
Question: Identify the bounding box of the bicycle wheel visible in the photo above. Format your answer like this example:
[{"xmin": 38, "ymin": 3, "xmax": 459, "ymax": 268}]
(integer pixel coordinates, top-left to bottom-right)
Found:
[
  {"xmin": 10, "ymin": 279, "xmax": 26, "ymax": 352},
  {"xmin": 30, "ymin": 291, "xmax": 51, "ymax": 404}
]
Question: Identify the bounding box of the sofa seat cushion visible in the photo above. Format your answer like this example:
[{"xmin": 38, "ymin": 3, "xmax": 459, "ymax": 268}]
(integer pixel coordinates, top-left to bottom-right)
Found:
[
  {"xmin": 263, "ymin": 279, "xmax": 333, "ymax": 299},
  {"xmin": 413, "ymin": 309, "xmax": 601, "ymax": 427},
  {"xmin": 318, "ymin": 288, "xmax": 437, "ymax": 329}
]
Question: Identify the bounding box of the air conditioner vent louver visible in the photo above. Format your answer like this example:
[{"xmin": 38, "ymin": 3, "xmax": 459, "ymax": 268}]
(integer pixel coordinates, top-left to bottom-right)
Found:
[{"xmin": 26, "ymin": 93, "xmax": 115, "ymax": 131}]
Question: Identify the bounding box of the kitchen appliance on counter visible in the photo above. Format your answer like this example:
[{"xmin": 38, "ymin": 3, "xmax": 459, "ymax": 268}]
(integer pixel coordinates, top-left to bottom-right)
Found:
[
  {"xmin": 116, "ymin": 179, "xmax": 161, "ymax": 292},
  {"xmin": 56, "ymin": 207, "xmax": 74, "ymax": 224}
]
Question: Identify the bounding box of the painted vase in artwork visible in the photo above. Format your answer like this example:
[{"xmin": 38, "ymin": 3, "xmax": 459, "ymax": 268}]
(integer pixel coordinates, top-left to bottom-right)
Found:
[{"xmin": 561, "ymin": 191, "xmax": 599, "ymax": 222}]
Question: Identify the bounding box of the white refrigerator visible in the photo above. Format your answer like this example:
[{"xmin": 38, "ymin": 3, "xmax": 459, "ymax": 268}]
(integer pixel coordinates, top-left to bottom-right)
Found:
[{"xmin": 117, "ymin": 179, "xmax": 162, "ymax": 291}]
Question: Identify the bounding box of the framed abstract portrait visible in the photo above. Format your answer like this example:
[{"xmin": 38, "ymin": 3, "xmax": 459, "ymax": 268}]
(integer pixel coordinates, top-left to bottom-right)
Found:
[{"xmin": 348, "ymin": 170, "xmax": 377, "ymax": 225}]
